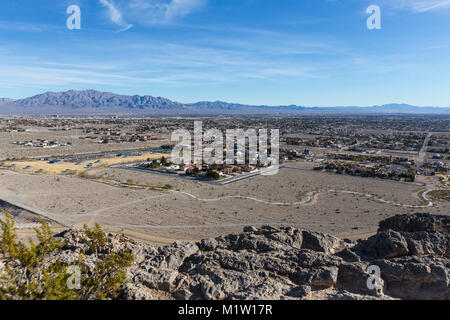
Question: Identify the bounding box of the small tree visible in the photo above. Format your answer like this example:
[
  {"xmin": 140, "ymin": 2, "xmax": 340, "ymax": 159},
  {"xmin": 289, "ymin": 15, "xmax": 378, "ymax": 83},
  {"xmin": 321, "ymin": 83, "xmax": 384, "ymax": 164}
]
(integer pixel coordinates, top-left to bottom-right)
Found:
[
  {"xmin": 0, "ymin": 211, "xmax": 74, "ymax": 300},
  {"xmin": 0, "ymin": 212, "xmax": 133, "ymax": 300},
  {"xmin": 78, "ymin": 224, "xmax": 133, "ymax": 300}
]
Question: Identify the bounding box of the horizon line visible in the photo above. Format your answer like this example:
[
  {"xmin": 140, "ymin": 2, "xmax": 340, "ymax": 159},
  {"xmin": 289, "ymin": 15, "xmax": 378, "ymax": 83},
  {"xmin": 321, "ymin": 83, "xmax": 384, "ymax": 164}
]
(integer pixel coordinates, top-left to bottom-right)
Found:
[{"xmin": 2, "ymin": 89, "xmax": 450, "ymax": 109}]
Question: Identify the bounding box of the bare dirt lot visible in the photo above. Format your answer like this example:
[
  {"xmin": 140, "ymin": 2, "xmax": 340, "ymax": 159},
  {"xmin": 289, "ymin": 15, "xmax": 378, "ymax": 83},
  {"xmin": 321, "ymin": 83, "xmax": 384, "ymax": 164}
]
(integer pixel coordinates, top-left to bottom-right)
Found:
[
  {"xmin": 1, "ymin": 161, "xmax": 448, "ymax": 245},
  {"xmin": 0, "ymin": 129, "xmax": 169, "ymax": 160},
  {"xmin": 1, "ymin": 152, "xmax": 169, "ymax": 174}
]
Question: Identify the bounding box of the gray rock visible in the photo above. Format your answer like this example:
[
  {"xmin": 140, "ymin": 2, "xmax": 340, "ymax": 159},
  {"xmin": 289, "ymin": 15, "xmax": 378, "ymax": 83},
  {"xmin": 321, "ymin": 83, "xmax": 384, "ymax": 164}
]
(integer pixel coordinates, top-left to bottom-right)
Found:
[
  {"xmin": 198, "ymin": 238, "xmax": 218, "ymax": 252},
  {"xmin": 133, "ymin": 267, "xmax": 179, "ymax": 291},
  {"xmin": 354, "ymin": 230, "xmax": 409, "ymax": 259},
  {"xmin": 286, "ymin": 285, "xmax": 312, "ymax": 298},
  {"xmin": 334, "ymin": 247, "xmax": 361, "ymax": 263},
  {"xmin": 200, "ymin": 277, "xmax": 226, "ymax": 300},
  {"xmin": 243, "ymin": 226, "xmax": 258, "ymax": 233},
  {"xmin": 379, "ymin": 213, "xmax": 450, "ymax": 234},
  {"xmin": 376, "ymin": 256, "xmax": 450, "ymax": 300},
  {"xmin": 327, "ymin": 291, "xmax": 391, "ymax": 300},
  {"xmin": 301, "ymin": 231, "xmax": 344, "ymax": 254},
  {"xmin": 227, "ymin": 278, "xmax": 293, "ymax": 300},
  {"xmin": 218, "ymin": 228, "xmax": 303, "ymax": 253},
  {"xmin": 336, "ymin": 262, "xmax": 382, "ymax": 296},
  {"xmin": 297, "ymin": 249, "xmax": 343, "ymax": 267},
  {"xmin": 403, "ymin": 231, "xmax": 449, "ymax": 256},
  {"xmin": 142, "ymin": 241, "xmax": 199, "ymax": 270},
  {"xmin": 5, "ymin": 213, "xmax": 448, "ymax": 301},
  {"xmin": 298, "ymin": 266, "xmax": 339, "ymax": 288},
  {"xmin": 121, "ymin": 283, "xmax": 153, "ymax": 300}
]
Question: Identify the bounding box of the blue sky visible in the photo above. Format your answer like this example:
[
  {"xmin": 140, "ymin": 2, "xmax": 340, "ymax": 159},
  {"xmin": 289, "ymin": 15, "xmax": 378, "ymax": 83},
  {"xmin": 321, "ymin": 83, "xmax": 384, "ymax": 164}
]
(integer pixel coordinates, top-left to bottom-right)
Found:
[{"xmin": 0, "ymin": 0, "xmax": 449, "ymax": 106}]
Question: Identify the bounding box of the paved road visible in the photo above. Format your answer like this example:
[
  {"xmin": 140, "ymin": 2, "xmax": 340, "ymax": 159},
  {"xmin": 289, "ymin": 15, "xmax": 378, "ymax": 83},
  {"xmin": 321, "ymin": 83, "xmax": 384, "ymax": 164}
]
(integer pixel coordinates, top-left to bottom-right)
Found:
[
  {"xmin": 419, "ymin": 133, "xmax": 432, "ymax": 161},
  {"xmin": 176, "ymin": 190, "xmax": 315, "ymax": 206}
]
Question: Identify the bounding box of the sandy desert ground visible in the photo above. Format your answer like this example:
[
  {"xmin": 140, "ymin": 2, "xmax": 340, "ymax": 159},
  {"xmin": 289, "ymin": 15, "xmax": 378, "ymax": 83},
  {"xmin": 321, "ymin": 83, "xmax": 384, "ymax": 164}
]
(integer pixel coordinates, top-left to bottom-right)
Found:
[
  {"xmin": 0, "ymin": 130, "xmax": 170, "ymax": 160},
  {"xmin": 1, "ymin": 152, "xmax": 169, "ymax": 174},
  {"xmin": 1, "ymin": 160, "xmax": 448, "ymax": 245}
]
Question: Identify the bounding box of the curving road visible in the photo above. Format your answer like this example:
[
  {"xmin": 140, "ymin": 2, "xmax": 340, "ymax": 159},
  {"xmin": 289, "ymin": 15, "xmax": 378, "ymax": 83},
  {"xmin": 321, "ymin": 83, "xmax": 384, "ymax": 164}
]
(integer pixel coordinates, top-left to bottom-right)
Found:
[
  {"xmin": 419, "ymin": 133, "xmax": 432, "ymax": 161},
  {"xmin": 1, "ymin": 171, "xmax": 434, "ymax": 230},
  {"xmin": 172, "ymin": 188, "xmax": 433, "ymax": 209}
]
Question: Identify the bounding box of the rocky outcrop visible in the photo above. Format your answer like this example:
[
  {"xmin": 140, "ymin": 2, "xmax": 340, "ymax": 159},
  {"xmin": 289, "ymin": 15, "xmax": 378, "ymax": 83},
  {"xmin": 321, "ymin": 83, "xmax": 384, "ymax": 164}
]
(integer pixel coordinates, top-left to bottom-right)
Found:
[
  {"xmin": 4, "ymin": 213, "xmax": 448, "ymax": 300},
  {"xmin": 120, "ymin": 213, "xmax": 449, "ymax": 300},
  {"xmin": 379, "ymin": 213, "xmax": 450, "ymax": 234}
]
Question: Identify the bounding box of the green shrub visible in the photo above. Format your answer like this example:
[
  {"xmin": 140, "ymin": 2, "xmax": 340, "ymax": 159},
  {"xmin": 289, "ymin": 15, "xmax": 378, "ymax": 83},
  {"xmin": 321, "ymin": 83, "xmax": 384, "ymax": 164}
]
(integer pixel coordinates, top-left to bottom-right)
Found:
[{"xmin": 0, "ymin": 212, "xmax": 133, "ymax": 300}]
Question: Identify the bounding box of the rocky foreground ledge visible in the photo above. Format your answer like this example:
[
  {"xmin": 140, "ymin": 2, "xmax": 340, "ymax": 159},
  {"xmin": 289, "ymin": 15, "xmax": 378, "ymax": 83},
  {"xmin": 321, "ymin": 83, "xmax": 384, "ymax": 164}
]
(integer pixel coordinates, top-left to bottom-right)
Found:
[{"xmin": 55, "ymin": 213, "xmax": 449, "ymax": 300}]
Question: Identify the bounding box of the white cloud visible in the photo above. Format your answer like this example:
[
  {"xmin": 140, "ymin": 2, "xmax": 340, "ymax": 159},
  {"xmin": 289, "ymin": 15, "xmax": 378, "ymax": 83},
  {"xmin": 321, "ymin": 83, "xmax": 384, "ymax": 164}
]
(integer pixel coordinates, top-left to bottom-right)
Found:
[
  {"xmin": 99, "ymin": 0, "xmax": 133, "ymax": 32},
  {"xmin": 0, "ymin": 37, "xmax": 321, "ymax": 90},
  {"xmin": 382, "ymin": 0, "xmax": 450, "ymax": 12},
  {"xmin": 411, "ymin": 0, "xmax": 450, "ymax": 12},
  {"xmin": 127, "ymin": 0, "xmax": 207, "ymax": 23}
]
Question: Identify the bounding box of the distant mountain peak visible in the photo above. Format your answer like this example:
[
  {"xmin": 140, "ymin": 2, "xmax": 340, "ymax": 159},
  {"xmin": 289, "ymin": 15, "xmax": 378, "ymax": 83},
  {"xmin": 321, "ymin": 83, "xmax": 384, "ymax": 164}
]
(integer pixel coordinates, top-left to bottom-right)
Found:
[
  {"xmin": 8, "ymin": 90, "xmax": 183, "ymax": 110},
  {"xmin": 0, "ymin": 90, "xmax": 449, "ymax": 115}
]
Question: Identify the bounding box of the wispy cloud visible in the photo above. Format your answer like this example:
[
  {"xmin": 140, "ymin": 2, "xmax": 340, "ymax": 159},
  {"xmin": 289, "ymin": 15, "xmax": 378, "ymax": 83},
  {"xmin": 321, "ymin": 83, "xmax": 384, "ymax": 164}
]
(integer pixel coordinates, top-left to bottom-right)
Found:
[
  {"xmin": 127, "ymin": 0, "xmax": 207, "ymax": 24},
  {"xmin": 410, "ymin": 0, "xmax": 450, "ymax": 12},
  {"xmin": 99, "ymin": 0, "xmax": 133, "ymax": 32},
  {"xmin": 421, "ymin": 43, "xmax": 450, "ymax": 50},
  {"xmin": 0, "ymin": 35, "xmax": 323, "ymax": 91},
  {"xmin": 381, "ymin": 0, "xmax": 450, "ymax": 12},
  {"xmin": 0, "ymin": 21, "xmax": 61, "ymax": 32}
]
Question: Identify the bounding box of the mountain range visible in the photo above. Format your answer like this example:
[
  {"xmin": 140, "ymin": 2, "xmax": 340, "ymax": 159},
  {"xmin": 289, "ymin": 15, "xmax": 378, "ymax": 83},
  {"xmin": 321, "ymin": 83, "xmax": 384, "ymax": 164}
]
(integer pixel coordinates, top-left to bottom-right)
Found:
[{"xmin": 0, "ymin": 90, "xmax": 449, "ymax": 115}]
